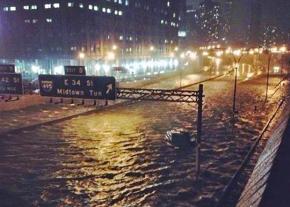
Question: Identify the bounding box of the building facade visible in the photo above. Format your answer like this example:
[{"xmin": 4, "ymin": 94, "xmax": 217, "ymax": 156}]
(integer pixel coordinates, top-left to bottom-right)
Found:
[{"xmin": 0, "ymin": 0, "xmax": 182, "ymax": 60}]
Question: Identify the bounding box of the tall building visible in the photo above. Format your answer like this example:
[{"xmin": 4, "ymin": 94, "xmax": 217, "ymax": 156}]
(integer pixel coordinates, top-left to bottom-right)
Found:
[
  {"xmin": 182, "ymin": 0, "xmax": 228, "ymax": 46},
  {"xmin": 0, "ymin": 0, "xmax": 182, "ymax": 60},
  {"xmin": 260, "ymin": 0, "xmax": 290, "ymax": 47}
]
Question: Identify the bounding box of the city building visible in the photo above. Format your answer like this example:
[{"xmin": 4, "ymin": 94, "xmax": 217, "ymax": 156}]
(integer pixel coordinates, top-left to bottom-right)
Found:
[
  {"xmin": 181, "ymin": 0, "xmax": 228, "ymax": 46},
  {"xmin": 0, "ymin": 0, "xmax": 183, "ymax": 76}
]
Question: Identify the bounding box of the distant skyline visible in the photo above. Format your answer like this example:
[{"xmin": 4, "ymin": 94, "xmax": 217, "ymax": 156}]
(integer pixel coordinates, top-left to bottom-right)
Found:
[{"xmin": 184, "ymin": 0, "xmax": 290, "ymax": 46}]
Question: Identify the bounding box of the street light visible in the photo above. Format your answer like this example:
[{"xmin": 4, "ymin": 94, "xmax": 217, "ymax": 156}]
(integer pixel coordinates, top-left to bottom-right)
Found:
[
  {"xmin": 78, "ymin": 52, "xmax": 85, "ymax": 65},
  {"xmin": 112, "ymin": 44, "xmax": 118, "ymax": 51},
  {"xmin": 232, "ymin": 49, "xmax": 243, "ymax": 114},
  {"xmin": 264, "ymin": 49, "xmax": 271, "ymax": 103}
]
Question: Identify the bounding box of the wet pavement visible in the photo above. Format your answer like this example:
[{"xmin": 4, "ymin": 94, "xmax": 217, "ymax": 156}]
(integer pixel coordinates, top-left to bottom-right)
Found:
[{"xmin": 0, "ymin": 73, "xmax": 288, "ymax": 207}]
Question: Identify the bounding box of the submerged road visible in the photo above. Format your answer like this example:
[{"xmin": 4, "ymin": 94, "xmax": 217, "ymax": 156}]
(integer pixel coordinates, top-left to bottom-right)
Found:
[{"xmin": 0, "ymin": 73, "xmax": 287, "ymax": 207}]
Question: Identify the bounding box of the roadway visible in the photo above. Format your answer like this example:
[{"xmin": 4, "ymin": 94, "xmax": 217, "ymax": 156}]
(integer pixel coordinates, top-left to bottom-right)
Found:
[{"xmin": 0, "ymin": 71, "xmax": 288, "ymax": 207}]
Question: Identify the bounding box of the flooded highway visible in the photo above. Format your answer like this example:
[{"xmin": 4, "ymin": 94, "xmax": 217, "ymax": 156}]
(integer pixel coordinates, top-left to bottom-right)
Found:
[{"xmin": 0, "ymin": 74, "xmax": 286, "ymax": 207}]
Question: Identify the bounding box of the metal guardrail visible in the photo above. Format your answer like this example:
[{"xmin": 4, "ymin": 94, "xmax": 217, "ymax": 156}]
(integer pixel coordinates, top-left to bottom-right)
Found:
[{"xmin": 216, "ymin": 97, "xmax": 287, "ymax": 207}]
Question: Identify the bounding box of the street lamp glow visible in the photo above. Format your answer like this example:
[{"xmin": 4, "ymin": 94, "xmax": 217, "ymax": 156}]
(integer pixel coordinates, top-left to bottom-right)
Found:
[
  {"xmin": 215, "ymin": 50, "xmax": 223, "ymax": 57},
  {"xmin": 169, "ymin": 52, "xmax": 175, "ymax": 58},
  {"xmin": 174, "ymin": 47, "xmax": 179, "ymax": 51},
  {"xmin": 225, "ymin": 47, "xmax": 232, "ymax": 54},
  {"xmin": 112, "ymin": 45, "xmax": 118, "ymax": 50},
  {"xmin": 79, "ymin": 52, "xmax": 85, "ymax": 59},
  {"xmin": 279, "ymin": 46, "xmax": 287, "ymax": 53},
  {"xmin": 233, "ymin": 49, "xmax": 241, "ymax": 56},
  {"xmin": 189, "ymin": 52, "xmax": 197, "ymax": 60},
  {"xmin": 180, "ymin": 53, "xmax": 186, "ymax": 59},
  {"xmin": 150, "ymin": 46, "xmax": 155, "ymax": 51},
  {"xmin": 249, "ymin": 50, "xmax": 254, "ymax": 55},
  {"xmin": 106, "ymin": 51, "xmax": 115, "ymax": 60},
  {"xmin": 215, "ymin": 58, "xmax": 222, "ymax": 67}
]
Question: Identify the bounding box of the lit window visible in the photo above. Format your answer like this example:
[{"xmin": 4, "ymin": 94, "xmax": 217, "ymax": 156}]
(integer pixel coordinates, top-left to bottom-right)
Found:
[
  {"xmin": 32, "ymin": 19, "xmax": 38, "ymax": 24},
  {"xmin": 46, "ymin": 18, "xmax": 52, "ymax": 23},
  {"xmin": 167, "ymin": 1, "xmax": 170, "ymax": 7},
  {"xmin": 79, "ymin": 3, "xmax": 84, "ymax": 8},
  {"xmin": 118, "ymin": 11, "xmax": 123, "ymax": 15},
  {"xmin": 53, "ymin": 3, "xmax": 60, "ymax": 8},
  {"xmin": 102, "ymin": 8, "xmax": 106, "ymax": 13},
  {"xmin": 10, "ymin": 6, "xmax": 16, "ymax": 11},
  {"xmin": 107, "ymin": 8, "xmax": 111, "ymax": 13},
  {"xmin": 31, "ymin": 5, "xmax": 37, "ymax": 10},
  {"xmin": 94, "ymin": 6, "xmax": 98, "ymax": 11},
  {"xmin": 119, "ymin": 36, "xmax": 123, "ymax": 40},
  {"xmin": 3, "ymin": 7, "xmax": 9, "ymax": 11},
  {"xmin": 44, "ymin": 4, "xmax": 51, "ymax": 9},
  {"xmin": 68, "ymin": 2, "xmax": 74, "ymax": 7},
  {"xmin": 119, "ymin": 0, "xmax": 123, "ymax": 4},
  {"xmin": 23, "ymin": 5, "xmax": 29, "ymax": 10},
  {"xmin": 125, "ymin": 0, "xmax": 129, "ymax": 6},
  {"xmin": 88, "ymin": 5, "xmax": 93, "ymax": 10}
]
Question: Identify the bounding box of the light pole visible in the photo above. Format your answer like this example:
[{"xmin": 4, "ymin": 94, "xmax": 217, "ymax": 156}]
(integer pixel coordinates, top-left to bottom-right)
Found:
[
  {"xmin": 78, "ymin": 52, "xmax": 85, "ymax": 66},
  {"xmin": 264, "ymin": 50, "xmax": 271, "ymax": 103},
  {"xmin": 232, "ymin": 50, "xmax": 243, "ymax": 114}
]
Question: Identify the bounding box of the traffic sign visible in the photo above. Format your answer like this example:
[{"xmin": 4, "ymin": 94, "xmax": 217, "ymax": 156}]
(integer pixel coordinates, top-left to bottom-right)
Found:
[
  {"xmin": 64, "ymin": 66, "xmax": 86, "ymax": 75},
  {"xmin": 39, "ymin": 75, "xmax": 116, "ymax": 100},
  {"xmin": 0, "ymin": 64, "xmax": 15, "ymax": 73},
  {"xmin": 0, "ymin": 73, "xmax": 23, "ymax": 95}
]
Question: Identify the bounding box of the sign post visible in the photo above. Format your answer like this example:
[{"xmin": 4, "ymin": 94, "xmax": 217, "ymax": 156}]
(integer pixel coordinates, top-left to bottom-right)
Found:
[{"xmin": 196, "ymin": 84, "xmax": 203, "ymax": 179}]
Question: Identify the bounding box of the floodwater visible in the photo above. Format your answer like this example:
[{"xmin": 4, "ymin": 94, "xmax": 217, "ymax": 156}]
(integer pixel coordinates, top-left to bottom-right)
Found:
[{"xmin": 0, "ymin": 75, "xmax": 286, "ymax": 207}]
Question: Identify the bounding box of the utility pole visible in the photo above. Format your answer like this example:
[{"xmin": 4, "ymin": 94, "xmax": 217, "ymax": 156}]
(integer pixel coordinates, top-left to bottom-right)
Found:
[{"xmin": 265, "ymin": 51, "xmax": 271, "ymax": 103}]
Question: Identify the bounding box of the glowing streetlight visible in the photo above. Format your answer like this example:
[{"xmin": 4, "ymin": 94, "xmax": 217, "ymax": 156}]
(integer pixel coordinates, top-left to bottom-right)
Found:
[
  {"xmin": 215, "ymin": 50, "xmax": 223, "ymax": 57},
  {"xmin": 233, "ymin": 49, "xmax": 241, "ymax": 57},
  {"xmin": 149, "ymin": 46, "xmax": 155, "ymax": 51},
  {"xmin": 112, "ymin": 44, "xmax": 118, "ymax": 51},
  {"xmin": 189, "ymin": 52, "xmax": 197, "ymax": 60},
  {"xmin": 79, "ymin": 52, "xmax": 85, "ymax": 59},
  {"xmin": 106, "ymin": 51, "xmax": 115, "ymax": 60},
  {"xmin": 169, "ymin": 52, "xmax": 175, "ymax": 58},
  {"xmin": 279, "ymin": 46, "xmax": 287, "ymax": 53},
  {"xmin": 180, "ymin": 53, "xmax": 186, "ymax": 59},
  {"xmin": 174, "ymin": 47, "xmax": 179, "ymax": 52}
]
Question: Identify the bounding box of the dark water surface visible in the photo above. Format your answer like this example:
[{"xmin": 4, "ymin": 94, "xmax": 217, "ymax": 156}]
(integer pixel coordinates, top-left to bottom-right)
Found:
[{"xmin": 0, "ymin": 76, "xmax": 285, "ymax": 207}]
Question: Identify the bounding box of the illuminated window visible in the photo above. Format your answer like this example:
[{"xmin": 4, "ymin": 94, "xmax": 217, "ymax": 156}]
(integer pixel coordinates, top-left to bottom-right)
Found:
[
  {"xmin": 79, "ymin": 3, "xmax": 84, "ymax": 8},
  {"xmin": 118, "ymin": 11, "xmax": 123, "ymax": 15},
  {"xmin": 94, "ymin": 6, "xmax": 98, "ymax": 11},
  {"xmin": 68, "ymin": 2, "xmax": 74, "ymax": 7},
  {"xmin": 53, "ymin": 3, "xmax": 60, "ymax": 8},
  {"xmin": 10, "ymin": 6, "xmax": 16, "ymax": 11},
  {"xmin": 3, "ymin": 7, "xmax": 9, "ymax": 11},
  {"xmin": 107, "ymin": 8, "xmax": 111, "ymax": 13},
  {"xmin": 44, "ymin": 4, "xmax": 51, "ymax": 9},
  {"xmin": 46, "ymin": 18, "xmax": 52, "ymax": 23},
  {"xmin": 23, "ymin": 5, "xmax": 29, "ymax": 10},
  {"xmin": 31, "ymin": 5, "xmax": 37, "ymax": 10},
  {"xmin": 88, "ymin": 5, "xmax": 93, "ymax": 10}
]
